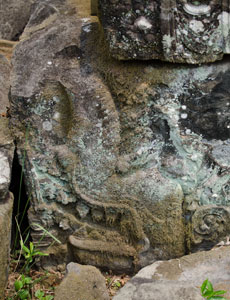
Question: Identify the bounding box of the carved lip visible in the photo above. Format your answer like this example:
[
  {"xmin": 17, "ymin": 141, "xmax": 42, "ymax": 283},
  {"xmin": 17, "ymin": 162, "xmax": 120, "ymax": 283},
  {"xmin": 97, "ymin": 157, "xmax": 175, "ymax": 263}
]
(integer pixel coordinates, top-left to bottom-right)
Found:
[{"xmin": 183, "ymin": 3, "xmax": 211, "ymax": 15}]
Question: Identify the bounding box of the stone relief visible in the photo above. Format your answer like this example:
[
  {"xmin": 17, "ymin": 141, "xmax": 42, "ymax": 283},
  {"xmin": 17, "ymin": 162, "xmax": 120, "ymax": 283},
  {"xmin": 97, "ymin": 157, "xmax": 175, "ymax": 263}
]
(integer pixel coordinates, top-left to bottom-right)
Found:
[
  {"xmin": 6, "ymin": 0, "xmax": 230, "ymax": 273},
  {"xmin": 191, "ymin": 206, "xmax": 230, "ymax": 250},
  {"xmin": 98, "ymin": 0, "xmax": 230, "ymax": 63}
]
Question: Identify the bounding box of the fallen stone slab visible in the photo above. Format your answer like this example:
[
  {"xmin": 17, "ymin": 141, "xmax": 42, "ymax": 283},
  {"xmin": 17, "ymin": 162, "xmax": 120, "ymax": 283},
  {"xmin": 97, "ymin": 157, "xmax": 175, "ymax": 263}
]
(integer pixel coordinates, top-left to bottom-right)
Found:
[
  {"xmin": 54, "ymin": 262, "xmax": 109, "ymax": 300},
  {"xmin": 113, "ymin": 246, "xmax": 230, "ymax": 300}
]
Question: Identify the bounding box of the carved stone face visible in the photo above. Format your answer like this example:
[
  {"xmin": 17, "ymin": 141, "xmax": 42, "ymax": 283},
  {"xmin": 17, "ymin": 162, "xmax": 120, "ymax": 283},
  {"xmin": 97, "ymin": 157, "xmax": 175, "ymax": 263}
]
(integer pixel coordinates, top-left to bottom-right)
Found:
[{"xmin": 98, "ymin": 0, "xmax": 230, "ymax": 63}]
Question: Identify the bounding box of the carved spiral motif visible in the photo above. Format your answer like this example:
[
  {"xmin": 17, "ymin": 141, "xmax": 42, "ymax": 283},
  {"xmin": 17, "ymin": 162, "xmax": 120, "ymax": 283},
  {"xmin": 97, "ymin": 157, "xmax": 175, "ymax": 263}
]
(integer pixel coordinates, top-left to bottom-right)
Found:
[{"xmin": 192, "ymin": 206, "xmax": 230, "ymax": 243}]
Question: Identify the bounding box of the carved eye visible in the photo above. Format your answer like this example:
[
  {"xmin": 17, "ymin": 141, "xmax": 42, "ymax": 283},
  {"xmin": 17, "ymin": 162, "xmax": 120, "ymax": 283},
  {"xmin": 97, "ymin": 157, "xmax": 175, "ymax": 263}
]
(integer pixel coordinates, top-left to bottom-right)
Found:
[{"xmin": 183, "ymin": 1, "xmax": 211, "ymax": 16}]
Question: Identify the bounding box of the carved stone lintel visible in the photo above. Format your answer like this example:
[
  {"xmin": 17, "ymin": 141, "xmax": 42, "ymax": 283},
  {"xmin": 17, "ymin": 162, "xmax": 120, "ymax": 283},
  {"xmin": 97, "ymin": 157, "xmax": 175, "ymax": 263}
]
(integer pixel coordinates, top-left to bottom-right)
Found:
[{"xmin": 98, "ymin": 0, "xmax": 230, "ymax": 63}]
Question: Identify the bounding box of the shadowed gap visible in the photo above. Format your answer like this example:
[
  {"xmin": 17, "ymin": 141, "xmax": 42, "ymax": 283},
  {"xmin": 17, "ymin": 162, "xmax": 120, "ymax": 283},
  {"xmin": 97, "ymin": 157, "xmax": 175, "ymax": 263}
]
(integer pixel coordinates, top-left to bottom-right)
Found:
[{"xmin": 9, "ymin": 148, "xmax": 30, "ymax": 251}]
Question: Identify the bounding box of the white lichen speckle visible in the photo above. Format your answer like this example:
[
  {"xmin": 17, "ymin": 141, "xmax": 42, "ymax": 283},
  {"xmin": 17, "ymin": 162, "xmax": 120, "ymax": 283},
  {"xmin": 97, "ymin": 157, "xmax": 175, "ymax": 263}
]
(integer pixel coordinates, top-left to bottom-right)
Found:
[
  {"xmin": 83, "ymin": 25, "xmax": 91, "ymax": 33},
  {"xmin": 181, "ymin": 113, "xmax": 188, "ymax": 119},
  {"xmin": 191, "ymin": 154, "xmax": 198, "ymax": 161},
  {"xmin": 134, "ymin": 16, "xmax": 152, "ymax": 31},
  {"xmin": 53, "ymin": 96, "xmax": 59, "ymax": 102},
  {"xmin": 53, "ymin": 112, "xmax": 61, "ymax": 121},
  {"xmin": 189, "ymin": 20, "xmax": 204, "ymax": 34},
  {"xmin": 47, "ymin": 61, "xmax": 52, "ymax": 65},
  {"xmin": 42, "ymin": 121, "xmax": 53, "ymax": 131},
  {"xmin": 162, "ymin": 35, "xmax": 174, "ymax": 52}
]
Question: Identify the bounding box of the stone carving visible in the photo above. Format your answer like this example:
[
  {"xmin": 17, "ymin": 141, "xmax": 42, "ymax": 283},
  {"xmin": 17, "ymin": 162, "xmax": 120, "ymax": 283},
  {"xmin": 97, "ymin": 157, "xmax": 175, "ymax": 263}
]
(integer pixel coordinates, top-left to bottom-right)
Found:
[
  {"xmin": 191, "ymin": 206, "xmax": 230, "ymax": 246},
  {"xmin": 98, "ymin": 0, "xmax": 230, "ymax": 63},
  {"xmin": 10, "ymin": 0, "xmax": 185, "ymax": 272},
  {"xmin": 9, "ymin": 0, "xmax": 230, "ymax": 273}
]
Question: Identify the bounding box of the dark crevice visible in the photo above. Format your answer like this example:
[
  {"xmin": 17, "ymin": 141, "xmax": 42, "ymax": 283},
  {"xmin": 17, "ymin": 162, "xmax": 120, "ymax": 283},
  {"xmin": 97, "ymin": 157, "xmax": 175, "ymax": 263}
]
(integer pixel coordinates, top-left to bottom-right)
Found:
[
  {"xmin": 9, "ymin": 147, "xmax": 30, "ymax": 250},
  {"xmin": 11, "ymin": 22, "xmax": 28, "ymax": 41}
]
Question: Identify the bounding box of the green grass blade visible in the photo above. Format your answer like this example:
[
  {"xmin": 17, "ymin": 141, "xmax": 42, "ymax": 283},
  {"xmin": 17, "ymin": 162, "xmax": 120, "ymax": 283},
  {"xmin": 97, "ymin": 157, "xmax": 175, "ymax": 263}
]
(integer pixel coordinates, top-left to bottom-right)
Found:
[{"xmin": 31, "ymin": 223, "xmax": 61, "ymax": 244}]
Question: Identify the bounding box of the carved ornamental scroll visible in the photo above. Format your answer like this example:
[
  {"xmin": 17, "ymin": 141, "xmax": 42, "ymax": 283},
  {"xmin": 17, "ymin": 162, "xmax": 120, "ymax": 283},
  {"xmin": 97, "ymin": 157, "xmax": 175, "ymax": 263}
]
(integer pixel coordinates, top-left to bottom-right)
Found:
[{"xmin": 98, "ymin": 0, "xmax": 230, "ymax": 63}]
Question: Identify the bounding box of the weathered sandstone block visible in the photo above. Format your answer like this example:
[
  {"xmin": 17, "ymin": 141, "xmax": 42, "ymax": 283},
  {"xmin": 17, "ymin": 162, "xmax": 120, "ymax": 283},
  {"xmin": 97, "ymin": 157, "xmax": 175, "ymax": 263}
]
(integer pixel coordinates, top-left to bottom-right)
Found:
[
  {"xmin": 0, "ymin": 193, "xmax": 13, "ymax": 299},
  {"xmin": 113, "ymin": 246, "xmax": 230, "ymax": 300},
  {"xmin": 10, "ymin": 0, "xmax": 185, "ymax": 272},
  {"xmin": 0, "ymin": 0, "xmax": 34, "ymax": 40},
  {"xmin": 0, "ymin": 55, "xmax": 14, "ymax": 299},
  {"xmin": 98, "ymin": 0, "xmax": 230, "ymax": 64},
  {"xmin": 55, "ymin": 262, "xmax": 109, "ymax": 300},
  {"xmin": 9, "ymin": 0, "xmax": 230, "ymax": 273}
]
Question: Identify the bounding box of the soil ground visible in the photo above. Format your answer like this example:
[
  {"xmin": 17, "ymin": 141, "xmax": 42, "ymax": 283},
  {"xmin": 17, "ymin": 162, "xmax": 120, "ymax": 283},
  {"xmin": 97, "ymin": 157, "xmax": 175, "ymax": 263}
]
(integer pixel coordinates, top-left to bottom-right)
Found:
[{"xmin": 5, "ymin": 260, "xmax": 130, "ymax": 299}]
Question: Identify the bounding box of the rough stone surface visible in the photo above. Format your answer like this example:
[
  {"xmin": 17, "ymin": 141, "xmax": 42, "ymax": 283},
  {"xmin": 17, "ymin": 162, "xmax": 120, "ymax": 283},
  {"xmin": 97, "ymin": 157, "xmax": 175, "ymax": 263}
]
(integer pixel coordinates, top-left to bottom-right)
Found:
[
  {"xmin": 0, "ymin": 54, "xmax": 14, "ymax": 198},
  {"xmin": 0, "ymin": 193, "xmax": 13, "ymax": 299},
  {"xmin": 54, "ymin": 262, "xmax": 109, "ymax": 300},
  {"xmin": 98, "ymin": 0, "xmax": 230, "ymax": 64},
  {"xmin": 10, "ymin": 0, "xmax": 185, "ymax": 272},
  {"xmin": 0, "ymin": 50, "xmax": 15, "ymax": 298},
  {"xmin": 113, "ymin": 246, "xmax": 230, "ymax": 300},
  {"xmin": 0, "ymin": 54, "xmax": 10, "ymax": 114},
  {"xmin": 9, "ymin": 0, "xmax": 230, "ymax": 272},
  {"xmin": 0, "ymin": 0, "xmax": 34, "ymax": 41},
  {"xmin": 0, "ymin": 62, "xmax": 14, "ymax": 198},
  {"xmin": 0, "ymin": 40, "xmax": 18, "ymax": 62}
]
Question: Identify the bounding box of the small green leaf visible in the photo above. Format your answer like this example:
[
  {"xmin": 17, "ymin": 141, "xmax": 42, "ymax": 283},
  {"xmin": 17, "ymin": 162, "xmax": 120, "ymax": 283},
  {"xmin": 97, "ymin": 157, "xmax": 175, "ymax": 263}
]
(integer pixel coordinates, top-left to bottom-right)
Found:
[
  {"xmin": 206, "ymin": 280, "xmax": 214, "ymax": 293},
  {"xmin": 24, "ymin": 277, "xmax": 32, "ymax": 285},
  {"xmin": 212, "ymin": 290, "xmax": 227, "ymax": 296},
  {"xmin": 201, "ymin": 279, "xmax": 209, "ymax": 294},
  {"xmin": 35, "ymin": 289, "xmax": 44, "ymax": 298},
  {"xmin": 45, "ymin": 296, "xmax": 54, "ymax": 300},
  {"xmin": 14, "ymin": 280, "xmax": 23, "ymax": 291},
  {"xmin": 34, "ymin": 251, "xmax": 48, "ymax": 257},
  {"xmin": 18, "ymin": 289, "xmax": 30, "ymax": 300},
  {"xmin": 20, "ymin": 275, "xmax": 26, "ymax": 284},
  {"xmin": 115, "ymin": 281, "xmax": 121, "ymax": 288},
  {"xmin": 208, "ymin": 297, "xmax": 228, "ymax": 300},
  {"xmin": 29, "ymin": 242, "xmax": 34, "ymax": 253},
  {"xmin": 203, "ymin": 290, "xmax": 214, "ymax": 298},
  {"xmin": 20, "ymin": 241, "xmax": 30, "ymax": 254}
]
